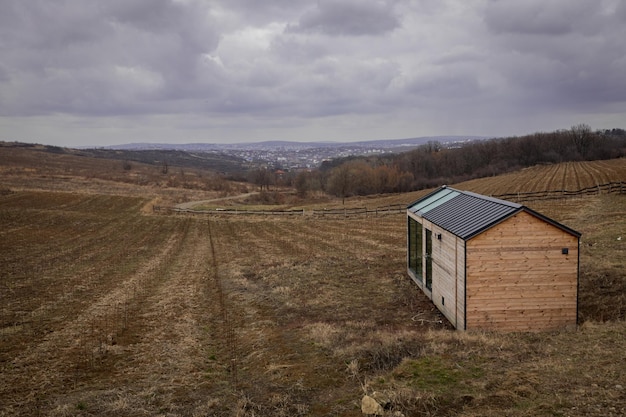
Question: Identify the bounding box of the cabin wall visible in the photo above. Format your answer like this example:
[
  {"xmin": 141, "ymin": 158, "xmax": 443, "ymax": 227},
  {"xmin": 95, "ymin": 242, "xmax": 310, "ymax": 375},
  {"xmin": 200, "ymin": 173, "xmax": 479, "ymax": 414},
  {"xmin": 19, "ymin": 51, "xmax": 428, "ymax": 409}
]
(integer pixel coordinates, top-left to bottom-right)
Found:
[
  {"xmin": 430, "ymin": 225, "xmax": 458, "ymax": 327},
  {"xmin": 455, "ymin": 237, "xmax": 466, "ymax": 330},
  {"xmin": 407, "ymin": 212, "xmax": 466, "ymax": 329},
  {"xmin": 465, "ymin": 211, "xmax": 578, "ymax": 332}
]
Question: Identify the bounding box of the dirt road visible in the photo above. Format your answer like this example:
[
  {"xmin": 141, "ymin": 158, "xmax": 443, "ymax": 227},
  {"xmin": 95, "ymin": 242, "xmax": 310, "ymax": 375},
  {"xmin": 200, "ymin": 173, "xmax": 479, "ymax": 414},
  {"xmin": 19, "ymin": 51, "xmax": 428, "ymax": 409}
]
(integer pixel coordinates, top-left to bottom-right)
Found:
[{"xmin": 175, "ymin": 192, "xmax": 258, "ymax": 210}]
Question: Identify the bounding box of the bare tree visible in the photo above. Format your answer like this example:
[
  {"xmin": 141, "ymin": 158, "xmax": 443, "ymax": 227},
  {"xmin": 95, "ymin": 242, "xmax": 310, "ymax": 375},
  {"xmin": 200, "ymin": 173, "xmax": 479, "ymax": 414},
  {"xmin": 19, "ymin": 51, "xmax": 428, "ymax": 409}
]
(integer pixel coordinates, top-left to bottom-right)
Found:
[
  {"xmin": 326, "ymin": 163, "xmax": 353, "ymax": 204},
  {"xmin": 294, "ymin": 171, "xmax": 310, "ymax": 197},
  {"xmin": 253, "ymin": 168, "xmax": 274, "ymax": 191},
  {"xmin": 570, "ymin": 123, "xmax": 594, "ymax": 159}
]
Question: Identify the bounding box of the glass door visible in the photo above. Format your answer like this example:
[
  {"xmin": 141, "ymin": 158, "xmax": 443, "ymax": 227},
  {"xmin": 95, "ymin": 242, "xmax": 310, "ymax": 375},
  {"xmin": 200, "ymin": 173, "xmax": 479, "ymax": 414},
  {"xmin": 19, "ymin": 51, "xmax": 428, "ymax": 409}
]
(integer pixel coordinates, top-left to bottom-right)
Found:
[
  {"xmin": 425, "ymin": 228, "xmax": 432, "ymax": 290},
  {"xmin": 408, "ymin": 217, "xmax": 423, "ymax": 281}
]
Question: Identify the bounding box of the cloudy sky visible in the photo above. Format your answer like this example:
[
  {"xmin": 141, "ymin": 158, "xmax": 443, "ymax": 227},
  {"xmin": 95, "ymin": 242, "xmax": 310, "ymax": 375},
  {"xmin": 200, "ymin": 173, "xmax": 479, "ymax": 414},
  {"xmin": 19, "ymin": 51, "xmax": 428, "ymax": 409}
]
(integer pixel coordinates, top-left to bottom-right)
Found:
[{"xmin": 0, "ymin": 0, "xmax": 625, "ymax": 147}]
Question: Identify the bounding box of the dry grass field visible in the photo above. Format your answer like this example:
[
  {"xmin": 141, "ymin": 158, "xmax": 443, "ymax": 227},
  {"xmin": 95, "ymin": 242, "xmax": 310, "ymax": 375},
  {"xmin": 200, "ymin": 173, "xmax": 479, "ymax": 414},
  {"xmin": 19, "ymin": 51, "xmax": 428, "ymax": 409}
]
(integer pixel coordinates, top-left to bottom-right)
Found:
[
  {"xmin": 1, "ymin": 147, "xmax": 625, "ymax": 416},
  {"xmin": 455, "ymin": 159, "xmax": 626, "ymax": 196}
]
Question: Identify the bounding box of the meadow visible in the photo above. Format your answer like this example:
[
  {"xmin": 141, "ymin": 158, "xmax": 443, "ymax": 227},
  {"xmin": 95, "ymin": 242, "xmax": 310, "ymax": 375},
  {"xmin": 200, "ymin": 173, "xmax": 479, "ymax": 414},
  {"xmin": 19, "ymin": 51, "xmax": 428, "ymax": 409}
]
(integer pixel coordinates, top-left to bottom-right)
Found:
[{"xmin": 1, "ymin": 147, "xmax": 624, "ymax": 416}]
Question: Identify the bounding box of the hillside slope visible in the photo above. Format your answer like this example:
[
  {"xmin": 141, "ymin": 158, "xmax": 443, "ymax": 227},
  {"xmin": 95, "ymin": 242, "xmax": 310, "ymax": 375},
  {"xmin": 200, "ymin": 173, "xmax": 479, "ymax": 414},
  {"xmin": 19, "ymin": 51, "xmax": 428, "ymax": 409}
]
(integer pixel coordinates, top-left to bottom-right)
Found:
[{"xmin": 0, "ymin": 151, "xmax": 624, "ymax": 416}]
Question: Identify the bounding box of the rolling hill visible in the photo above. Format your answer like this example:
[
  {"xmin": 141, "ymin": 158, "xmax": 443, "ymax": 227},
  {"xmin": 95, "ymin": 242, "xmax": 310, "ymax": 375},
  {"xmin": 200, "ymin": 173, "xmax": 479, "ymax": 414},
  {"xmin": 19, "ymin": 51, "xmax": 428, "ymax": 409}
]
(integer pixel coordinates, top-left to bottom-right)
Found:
[{"xmin": 0, "ymin": 146, "xmax": 624, "ymax": 416}]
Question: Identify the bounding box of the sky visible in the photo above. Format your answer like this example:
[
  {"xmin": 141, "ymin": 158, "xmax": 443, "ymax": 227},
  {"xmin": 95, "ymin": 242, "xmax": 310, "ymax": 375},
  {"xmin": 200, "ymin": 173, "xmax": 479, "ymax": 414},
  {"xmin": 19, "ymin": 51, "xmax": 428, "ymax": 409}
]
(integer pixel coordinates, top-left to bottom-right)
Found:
[{"xmin": 0, "ymin": 0, "xmax": 625, "ymax": 147}]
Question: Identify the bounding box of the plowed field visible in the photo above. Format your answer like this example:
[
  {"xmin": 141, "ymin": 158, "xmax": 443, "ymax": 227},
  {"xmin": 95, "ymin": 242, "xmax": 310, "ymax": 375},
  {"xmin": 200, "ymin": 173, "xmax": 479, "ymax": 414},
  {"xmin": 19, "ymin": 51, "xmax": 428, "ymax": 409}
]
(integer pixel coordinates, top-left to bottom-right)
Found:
[
  {"xmin": 0, "ymin": 191, "xmax": 446, "ymax": 416},
  {"xmin": 455, "ymin": 159, "xmax": 626, "ymax": 196},
  {"xmin": 1, "ymin": 156, "xmax": 625, "ymax": 416}
]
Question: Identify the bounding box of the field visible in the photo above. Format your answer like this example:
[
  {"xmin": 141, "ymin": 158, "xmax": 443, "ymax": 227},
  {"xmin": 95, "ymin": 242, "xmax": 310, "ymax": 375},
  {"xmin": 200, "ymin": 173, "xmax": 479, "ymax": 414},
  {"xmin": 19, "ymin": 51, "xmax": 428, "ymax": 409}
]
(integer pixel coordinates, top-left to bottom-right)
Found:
[
  {"xmin": 1, "ymin": 149, "xmax": 625, "ymax": 416},
  {"xmin": 455, "ymin": 159, "xmax": 626, "ymax": 196}
]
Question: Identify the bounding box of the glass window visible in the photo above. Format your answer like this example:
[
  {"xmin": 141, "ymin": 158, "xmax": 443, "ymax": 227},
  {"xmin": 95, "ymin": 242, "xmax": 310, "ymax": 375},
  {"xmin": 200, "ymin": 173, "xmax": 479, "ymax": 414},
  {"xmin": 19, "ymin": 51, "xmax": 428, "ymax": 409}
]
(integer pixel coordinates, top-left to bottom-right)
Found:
[
  {"xmin": 408, "ymin": 217, "xmax": 423, "ymax": 281},
  {"xmin": 425, "ymin": 229, "xmax": 432, "ymax": 290}
]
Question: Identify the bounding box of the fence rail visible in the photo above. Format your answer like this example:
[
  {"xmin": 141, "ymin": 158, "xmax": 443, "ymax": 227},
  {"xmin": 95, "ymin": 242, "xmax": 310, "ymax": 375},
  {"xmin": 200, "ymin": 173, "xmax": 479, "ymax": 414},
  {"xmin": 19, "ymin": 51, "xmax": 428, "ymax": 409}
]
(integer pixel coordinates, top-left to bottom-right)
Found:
[
  {"xmin": 311, "ymin": 204, "xmax": 405, "ymax": 217},
  {"xmin": 153, "ymin": 206, "xmax": 306, "ymax": 216},
  {"xmin": 493, "ymin": 181, "xmax": 626, "ymax": 203},
  {"xmin": 154, "ymin": 182, "xmax": 625, "ymax": 217},
  {"xmin": 153, "ymin": 203, "xmax": 406, "ymax": 217}
]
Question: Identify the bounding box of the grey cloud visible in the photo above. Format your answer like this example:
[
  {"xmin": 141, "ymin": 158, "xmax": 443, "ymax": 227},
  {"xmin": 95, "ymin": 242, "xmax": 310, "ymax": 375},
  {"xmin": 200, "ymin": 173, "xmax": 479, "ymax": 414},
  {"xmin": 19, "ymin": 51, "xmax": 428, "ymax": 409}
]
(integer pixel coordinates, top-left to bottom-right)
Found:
[
  {"xmin": 218, "ymin": 0, "xmax": 310, "ymax": 25},
  {"xmin": 0, "ymin": 0, "xmax": 221, "ymax": 117},
  {"xmin": 0, "ymin": 2, "xmax": 109, "ymax": 51},
  {"xmin": 270, "ymin": 35, "xmax": 332, "ymax": 65},
  {"xmin": 405, "ymin": 70, "xmax": 484, "ymax": 102},
  {"xmin": 1, "ymin": 0, "xmax": 625, "ymax": 146},
  {"xmin": 484, "ymin": 0, "xmax": 595, "ymax": 36},
  {"xmin": 287, "ymin": 0, "xmax": 400, "ymax": 36},
  {"xmin": 481, "ymin": 0, "xmax": 626, "ymax": 109}
]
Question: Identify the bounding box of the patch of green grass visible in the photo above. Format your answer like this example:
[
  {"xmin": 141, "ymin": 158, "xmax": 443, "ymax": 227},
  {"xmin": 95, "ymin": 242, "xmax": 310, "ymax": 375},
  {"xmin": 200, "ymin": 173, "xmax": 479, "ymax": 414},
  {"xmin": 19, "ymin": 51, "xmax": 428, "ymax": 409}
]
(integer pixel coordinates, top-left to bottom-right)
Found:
[{"xmin": 393, "ymin": 356, "xmax": 485, "ymax": 395}]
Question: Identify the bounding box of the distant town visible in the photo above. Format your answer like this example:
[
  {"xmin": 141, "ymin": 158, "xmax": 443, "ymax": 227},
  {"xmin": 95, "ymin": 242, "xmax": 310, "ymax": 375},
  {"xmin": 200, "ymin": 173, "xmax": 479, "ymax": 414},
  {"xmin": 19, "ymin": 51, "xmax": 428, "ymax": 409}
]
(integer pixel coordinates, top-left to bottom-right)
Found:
[{"xmin": 106, "ymin": 136, "xmax": 484, "ymax": 170}]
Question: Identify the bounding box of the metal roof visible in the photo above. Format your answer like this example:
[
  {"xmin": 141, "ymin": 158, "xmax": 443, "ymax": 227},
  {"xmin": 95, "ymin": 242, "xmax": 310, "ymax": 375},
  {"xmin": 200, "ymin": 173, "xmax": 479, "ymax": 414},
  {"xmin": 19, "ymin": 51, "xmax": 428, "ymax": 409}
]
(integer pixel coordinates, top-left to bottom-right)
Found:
[{"xmin": 407, "ymin": 186, "xmax": 580, "ymax": 240}]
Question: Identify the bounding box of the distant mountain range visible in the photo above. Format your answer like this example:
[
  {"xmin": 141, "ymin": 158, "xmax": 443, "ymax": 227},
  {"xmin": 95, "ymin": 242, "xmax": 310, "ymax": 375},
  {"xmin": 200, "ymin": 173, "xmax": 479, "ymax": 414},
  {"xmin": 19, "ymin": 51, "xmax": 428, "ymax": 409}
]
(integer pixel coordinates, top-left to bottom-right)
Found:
[{"xmin": 99, "ymin": 136, "xmax": 487, "ymax": 152}]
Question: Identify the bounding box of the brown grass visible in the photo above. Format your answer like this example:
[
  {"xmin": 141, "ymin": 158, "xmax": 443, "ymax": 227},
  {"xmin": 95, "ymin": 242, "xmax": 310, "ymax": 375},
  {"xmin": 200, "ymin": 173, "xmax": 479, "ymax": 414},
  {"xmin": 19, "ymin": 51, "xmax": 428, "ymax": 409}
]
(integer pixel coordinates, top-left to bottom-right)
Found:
[{"xmin": 1, "ymin": 149, "xmax": 624, "ymax": 416}]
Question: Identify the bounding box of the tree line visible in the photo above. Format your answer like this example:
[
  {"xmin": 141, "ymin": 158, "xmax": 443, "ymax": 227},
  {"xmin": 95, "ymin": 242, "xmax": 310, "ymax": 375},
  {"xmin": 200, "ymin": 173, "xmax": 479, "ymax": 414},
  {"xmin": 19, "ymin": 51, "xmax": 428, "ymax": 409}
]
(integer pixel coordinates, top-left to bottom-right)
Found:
[{"xmin": 294, "ymin": 125, "xmax": 626, "ymax": 200}]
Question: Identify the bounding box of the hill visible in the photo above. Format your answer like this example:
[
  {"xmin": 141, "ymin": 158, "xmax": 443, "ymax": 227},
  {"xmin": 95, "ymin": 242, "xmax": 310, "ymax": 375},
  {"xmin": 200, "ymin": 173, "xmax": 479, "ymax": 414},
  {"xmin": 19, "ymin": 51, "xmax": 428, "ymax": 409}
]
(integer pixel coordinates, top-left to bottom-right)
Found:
[
  {"xmin": 315, "ymin": 127, "xmax": 626, "ymax": 197},
  {"xmin": 0, "ymin": 141, "xmax": 251, "ymax": 202},
  {"xmin": 0, "ymin": 153, "xmax": 624, "ymax": 416},
  {"xmin": 0, "ymin": 141, "xmax": 249, "ymax": 175},
  {"xmin": 100, "ymin": 135, "xmax": 484, "ymax": 151}
]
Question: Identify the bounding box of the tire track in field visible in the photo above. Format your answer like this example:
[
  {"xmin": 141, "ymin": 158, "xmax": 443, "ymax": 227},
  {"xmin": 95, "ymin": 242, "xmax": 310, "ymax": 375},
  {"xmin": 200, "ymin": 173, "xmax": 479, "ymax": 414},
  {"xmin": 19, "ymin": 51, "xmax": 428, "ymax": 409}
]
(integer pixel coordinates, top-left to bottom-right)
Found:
[
  {"xmin": 0, "ymin": 211, "xmax": 181, "ymax": 356},
  {"xmin": 589, "ymin": 161, "xmax": 613, "ymax": 183},
  {"xmin": 204, "ymin": 221, "xmax": 363, "ymax": 415},
  {"xmin": 216, "ymin": 218, "xmax": 313, "ymax": 263},
  {"xmin": 561, "ymin": 162, "xmax": 570, "ymax": 190},
  {"xmin": 265, "ymin": 218, "xmax": 404, "ymax": 259},
  {"xmin": 575, "ymin": 161, "xmax": 595, "ymax": 188},
  {"xmin": 0, "ymin": 223, "xmax": 189, "ymax": 416},
  {"xmin": 593, "ymin": 160, "xmax": 624, "ymax": 182},
  {"xmin": 581, "ymin": 161, "xmax": 606, "ymax": 185},
  {"xmin": 49, "ymin": 218, "xmax": 227, "ymax": 416},
  {"xmin": 543, "ymin": 163, "xmax": 561, "ymax": 190},
  {"xmin": 205, "ymin": 218, "xmax": 240, "ymax": 389},
  {"xmin": 523, "ymin": 165, "xmax": 549, "ymax": 192},
  {"xmin": 2, "ymin": 199, "xmax": 154, "ymax": 300},
  {"xmin": 570, "ymin": 162, "xmax": 582, "ymax": 190},
  {"xmin": 231, "ymin": 218, "xmax": 407, "ymax": 273},
  {"xmin": 294, "ymin": 218, "xmax": 406, "ymax": 258}
]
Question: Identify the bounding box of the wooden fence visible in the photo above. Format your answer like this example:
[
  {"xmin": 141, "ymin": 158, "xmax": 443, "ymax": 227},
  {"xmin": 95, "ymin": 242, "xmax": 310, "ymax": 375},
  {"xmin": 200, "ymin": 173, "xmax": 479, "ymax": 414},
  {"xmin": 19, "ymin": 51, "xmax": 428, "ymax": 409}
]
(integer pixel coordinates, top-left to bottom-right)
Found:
[
  {"xmin": 153, "ymin": 203, "xmax": 405, "ymax": 217},
  {"xmin": 493, "ymin": 181, "xmax": 626, "ymax": 203},
  {"xmin": 153, "ymin": 206, "xmax": 305, "ymax": 216},
  {"xmin": 154, "ymin": 182, "xmax": 625, "ymax": 217},
  {"xmin": 311, "ymin": 204, "xmax": 405, "ymax": 218}
]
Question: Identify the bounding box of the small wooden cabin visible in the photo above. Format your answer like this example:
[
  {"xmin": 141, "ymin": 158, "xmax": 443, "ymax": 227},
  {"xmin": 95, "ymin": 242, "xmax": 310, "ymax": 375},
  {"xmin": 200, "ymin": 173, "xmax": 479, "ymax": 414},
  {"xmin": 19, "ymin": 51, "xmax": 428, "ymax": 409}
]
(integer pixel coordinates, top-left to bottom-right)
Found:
[{"xmin": 407, "ymin": 186, "xmax": 581, "ymax": 332}]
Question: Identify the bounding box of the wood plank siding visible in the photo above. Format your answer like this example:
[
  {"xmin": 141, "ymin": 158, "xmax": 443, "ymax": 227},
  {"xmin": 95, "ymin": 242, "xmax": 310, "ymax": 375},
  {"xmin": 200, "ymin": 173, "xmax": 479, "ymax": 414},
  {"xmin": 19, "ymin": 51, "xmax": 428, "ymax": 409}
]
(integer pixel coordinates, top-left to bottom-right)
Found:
[
  {"xmin": 465, "ymin": 211, "xmax": 578, "ymax": 331},
  {"xmin": 407, "ymin": 186, "xmax": 580, "ymax": 332},
  {"xmin": 455, "ymin": 237, "xmax": 466, "ymax": 330},
  {"xmin": 430, "ymin": 224, "xmax": 459, "ymax": 327}
]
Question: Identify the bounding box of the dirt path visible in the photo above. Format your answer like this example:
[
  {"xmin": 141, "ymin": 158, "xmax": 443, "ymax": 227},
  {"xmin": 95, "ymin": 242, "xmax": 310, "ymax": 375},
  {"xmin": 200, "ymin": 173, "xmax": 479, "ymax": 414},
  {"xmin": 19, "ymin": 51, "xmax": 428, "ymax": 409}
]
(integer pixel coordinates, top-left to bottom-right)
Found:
[{"xmin": 175, "ymin": 192, "xmax": 258, "ymax": 210}]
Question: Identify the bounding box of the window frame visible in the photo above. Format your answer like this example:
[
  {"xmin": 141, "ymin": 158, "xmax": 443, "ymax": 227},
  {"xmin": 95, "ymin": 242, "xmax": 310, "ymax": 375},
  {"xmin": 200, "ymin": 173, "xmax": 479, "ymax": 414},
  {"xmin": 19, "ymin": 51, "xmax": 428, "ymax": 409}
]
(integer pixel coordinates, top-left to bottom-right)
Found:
[{"xmin": 408, "ymin": 216, "xmax": 423, "ymax": 282}]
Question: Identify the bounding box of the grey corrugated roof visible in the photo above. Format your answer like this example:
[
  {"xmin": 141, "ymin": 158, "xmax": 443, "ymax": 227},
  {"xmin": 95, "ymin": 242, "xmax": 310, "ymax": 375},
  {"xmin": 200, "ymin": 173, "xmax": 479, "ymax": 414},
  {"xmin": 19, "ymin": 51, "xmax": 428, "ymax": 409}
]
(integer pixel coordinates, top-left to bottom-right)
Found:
[
  {"xmin": 423, "ymin": 192, "xmax": 520, "ymax": 239},
  {"xmin": 408, "ymin": 186, "xmax": 533, "ymax": 240}
]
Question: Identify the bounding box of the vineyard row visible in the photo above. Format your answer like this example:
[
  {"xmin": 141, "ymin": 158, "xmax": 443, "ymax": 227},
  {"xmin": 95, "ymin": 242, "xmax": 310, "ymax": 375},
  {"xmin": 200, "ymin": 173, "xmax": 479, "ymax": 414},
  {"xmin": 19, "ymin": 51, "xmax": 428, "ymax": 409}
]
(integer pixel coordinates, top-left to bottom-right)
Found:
[{"xmin": 494, "ymin": 181, "xmax": 626, "ymax": 203}]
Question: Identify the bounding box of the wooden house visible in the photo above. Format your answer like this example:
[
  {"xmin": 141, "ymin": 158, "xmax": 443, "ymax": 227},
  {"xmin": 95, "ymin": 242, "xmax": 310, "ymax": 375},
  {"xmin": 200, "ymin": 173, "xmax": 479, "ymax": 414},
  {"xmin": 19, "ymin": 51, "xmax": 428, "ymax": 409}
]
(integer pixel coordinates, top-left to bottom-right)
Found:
[{"xmin": 407, "ymin": 186, "xmax": 581, "ymax": 332}]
